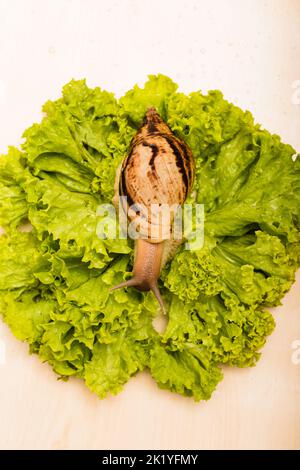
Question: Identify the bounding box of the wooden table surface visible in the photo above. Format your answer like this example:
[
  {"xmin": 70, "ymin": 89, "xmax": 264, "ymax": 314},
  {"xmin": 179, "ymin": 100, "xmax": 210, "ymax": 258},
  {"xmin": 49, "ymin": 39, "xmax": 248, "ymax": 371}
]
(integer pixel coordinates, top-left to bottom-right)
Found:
[
  {"xmin": 0, "ymin": 272, "xmax": 299, "ymax": 450},
  {"xmin": 0, "ymin": 0, "xmax": 299, "ymax": 450}
]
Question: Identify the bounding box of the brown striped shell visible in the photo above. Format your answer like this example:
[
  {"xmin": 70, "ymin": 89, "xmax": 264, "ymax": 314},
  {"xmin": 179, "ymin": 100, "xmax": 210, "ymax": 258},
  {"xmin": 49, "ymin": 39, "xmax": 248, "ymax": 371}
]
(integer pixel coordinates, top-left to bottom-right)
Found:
[{"xmin": 111, "ymin": 107, "xmax": 195, "ymax": 312}]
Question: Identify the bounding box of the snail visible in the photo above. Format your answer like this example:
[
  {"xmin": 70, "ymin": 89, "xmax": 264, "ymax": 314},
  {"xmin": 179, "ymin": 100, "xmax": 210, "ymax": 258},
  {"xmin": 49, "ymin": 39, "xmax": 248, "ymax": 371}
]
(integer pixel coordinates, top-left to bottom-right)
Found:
[{"xmin": 111, "ymin": 107, "xmax": 195, "ymax": 311}]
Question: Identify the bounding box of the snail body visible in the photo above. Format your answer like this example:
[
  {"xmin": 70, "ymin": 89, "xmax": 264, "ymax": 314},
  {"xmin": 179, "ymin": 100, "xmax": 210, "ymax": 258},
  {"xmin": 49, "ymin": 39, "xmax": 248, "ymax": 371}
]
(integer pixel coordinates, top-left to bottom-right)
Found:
[{"xmin": 111, "ymin": 108, "xmax": 195, "ymax": 310}]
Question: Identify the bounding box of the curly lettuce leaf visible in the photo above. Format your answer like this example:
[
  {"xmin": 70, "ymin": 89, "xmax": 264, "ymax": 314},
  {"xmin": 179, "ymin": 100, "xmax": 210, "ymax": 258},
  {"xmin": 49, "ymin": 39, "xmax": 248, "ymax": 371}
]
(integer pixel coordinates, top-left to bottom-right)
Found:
[
  {"xmin": 84, "ymin": 331, "xmax": 150, "ymax": 399},
  {"xmin": 149, "ymin": 341, "xmax": 223, "ymax": 401},
  {"xmin": 0, "ymin": 74, "xmax": 299, "ymax": 401},
  {"xmin": 0, "ymin": 148, "xmax": 30, "ymax": 230}
]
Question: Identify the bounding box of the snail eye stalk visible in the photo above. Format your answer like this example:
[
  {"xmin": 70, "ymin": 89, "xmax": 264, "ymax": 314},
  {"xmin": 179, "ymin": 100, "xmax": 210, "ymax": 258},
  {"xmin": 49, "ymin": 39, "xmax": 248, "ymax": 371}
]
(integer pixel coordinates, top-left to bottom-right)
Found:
[{"xmin": 111, "ymin": 107, "xmax": 195, "ymax": 312}]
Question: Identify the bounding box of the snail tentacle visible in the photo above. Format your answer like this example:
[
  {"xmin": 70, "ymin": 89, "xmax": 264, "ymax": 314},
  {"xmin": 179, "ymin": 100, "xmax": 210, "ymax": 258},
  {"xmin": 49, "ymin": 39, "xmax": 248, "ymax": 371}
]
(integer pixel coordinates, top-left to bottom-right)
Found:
[
  {"xmin": 110, "ymin": 278, "xmax": 165, "ymax": 315},
  {"xmin": 150, "ymin": 282, "xmax": 166, "ymax": 315},
  {"xmin": 111, "ymin": 107, "xmax": 195, "ymax": 312},
  {"xmin": 110, "ymin": 278, "xmax": 139, "ymax": 291}
]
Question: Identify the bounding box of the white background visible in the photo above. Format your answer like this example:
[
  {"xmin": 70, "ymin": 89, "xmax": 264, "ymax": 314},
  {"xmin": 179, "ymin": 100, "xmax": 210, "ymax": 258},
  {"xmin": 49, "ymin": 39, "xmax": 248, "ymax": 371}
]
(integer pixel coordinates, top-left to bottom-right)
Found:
[{"xmin": 0, "ymin": 0, "xmax": 299, "ymax": 450}]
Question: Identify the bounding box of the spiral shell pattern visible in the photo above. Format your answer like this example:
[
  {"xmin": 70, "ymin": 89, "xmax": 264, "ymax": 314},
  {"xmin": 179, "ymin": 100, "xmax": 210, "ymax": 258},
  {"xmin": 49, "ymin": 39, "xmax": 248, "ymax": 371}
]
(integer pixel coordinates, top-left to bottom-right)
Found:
[{"xmin": 119, "ymin": 107, "xmax": 195, "ymax": 241}]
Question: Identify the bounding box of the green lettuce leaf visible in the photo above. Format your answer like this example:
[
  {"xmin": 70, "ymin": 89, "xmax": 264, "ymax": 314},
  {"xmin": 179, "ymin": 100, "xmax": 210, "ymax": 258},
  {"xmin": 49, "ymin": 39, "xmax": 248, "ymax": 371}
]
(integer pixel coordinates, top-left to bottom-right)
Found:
[{"xmin": 0, "ymin": 74, "xmax": 299, "ymax": 401}]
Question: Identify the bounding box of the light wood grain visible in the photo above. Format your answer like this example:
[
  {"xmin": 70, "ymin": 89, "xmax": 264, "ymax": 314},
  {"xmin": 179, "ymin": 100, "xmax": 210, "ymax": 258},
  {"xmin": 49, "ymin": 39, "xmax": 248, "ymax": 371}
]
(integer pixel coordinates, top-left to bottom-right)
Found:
[
  {"xmin": 0, "ymin": 0, "xmax": 299, "ymax": 451},
  {"xmin": 0, "ymin": 273, "xmax": 299, "ymax": 450}
]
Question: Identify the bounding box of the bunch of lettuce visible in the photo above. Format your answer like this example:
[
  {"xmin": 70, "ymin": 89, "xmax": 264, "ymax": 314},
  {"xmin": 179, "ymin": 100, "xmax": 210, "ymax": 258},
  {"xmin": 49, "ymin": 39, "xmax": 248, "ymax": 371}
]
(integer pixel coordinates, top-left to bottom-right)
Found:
[{"xmin": 0, "ymin": 75, "xmax": 299, "ymax": 401}]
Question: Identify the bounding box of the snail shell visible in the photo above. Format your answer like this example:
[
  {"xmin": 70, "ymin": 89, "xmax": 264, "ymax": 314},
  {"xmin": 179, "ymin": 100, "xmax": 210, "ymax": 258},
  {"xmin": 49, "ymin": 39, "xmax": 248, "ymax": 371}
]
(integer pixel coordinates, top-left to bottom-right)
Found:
[{"xmin": 111, "ymin": 107, "xmax": 195, "ymax": 311}]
